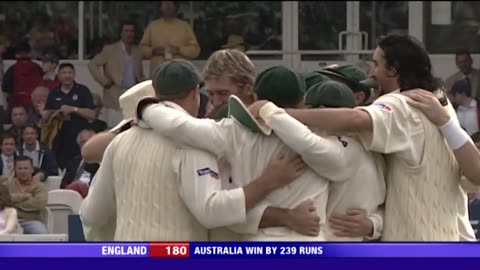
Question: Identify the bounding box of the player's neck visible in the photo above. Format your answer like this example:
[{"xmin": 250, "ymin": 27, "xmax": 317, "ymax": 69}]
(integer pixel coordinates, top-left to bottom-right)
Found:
[{"xmin": 383, "ymin": 82, "xmax": 399, "ymax": 93}]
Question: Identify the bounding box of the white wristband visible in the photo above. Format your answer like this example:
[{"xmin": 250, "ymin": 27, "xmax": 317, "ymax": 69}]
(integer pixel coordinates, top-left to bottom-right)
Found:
[{"xmin": 438, "ymin": 118, "xmax": 470, "ymax": 150}]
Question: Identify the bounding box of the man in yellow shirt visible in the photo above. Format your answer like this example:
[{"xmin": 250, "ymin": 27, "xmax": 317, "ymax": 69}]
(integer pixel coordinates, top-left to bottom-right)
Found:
[{"xmin": 140, "ymin": 1, "xmax": 201, "ymax": 77}]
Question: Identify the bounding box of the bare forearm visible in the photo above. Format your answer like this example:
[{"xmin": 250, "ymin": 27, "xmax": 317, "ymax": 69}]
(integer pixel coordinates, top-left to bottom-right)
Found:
[
  {"xmin": 453, "ymin": 142, "xmax": 480, "ymax": 185},
  {"xmin": 259, "ymin": 207, "xmax": 290, "ymax": 228},
  {"xmin": 286, "ymin": 108, "xmax": 372, "ymax": 134}
]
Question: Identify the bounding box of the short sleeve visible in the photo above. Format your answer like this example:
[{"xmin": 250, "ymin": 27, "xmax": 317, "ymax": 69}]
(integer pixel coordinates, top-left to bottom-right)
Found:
[
  {"xmin": 356, "ymin": 93, "xmax": 424, "ymax": 165},
  {"xmin": 82, "ymin": 87, "xmax": 95, "ymax": 109},
  {"xmin": 45, "ymin": 91, "xmax": 57, "ymax": 110}
]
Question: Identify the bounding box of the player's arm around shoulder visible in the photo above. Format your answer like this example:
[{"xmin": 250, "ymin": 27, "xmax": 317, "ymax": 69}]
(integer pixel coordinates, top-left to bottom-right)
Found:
[
  {"xmin": 141, "ymin": 102, "xmax": 233, "ymax": 158},
  {"xmin": 258, "ymin": 102, "xmax": 351, "ymax": 181}
]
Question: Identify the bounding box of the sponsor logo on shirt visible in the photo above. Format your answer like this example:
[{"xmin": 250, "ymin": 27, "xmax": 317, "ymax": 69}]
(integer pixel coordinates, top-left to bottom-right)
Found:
[
  {"xmin": 374, "ymin": 103, "xmax": 392, "ymax": 112},
  {"xmin": 197, "ymin": 167, "xmax": 219, "ymax": 180}
]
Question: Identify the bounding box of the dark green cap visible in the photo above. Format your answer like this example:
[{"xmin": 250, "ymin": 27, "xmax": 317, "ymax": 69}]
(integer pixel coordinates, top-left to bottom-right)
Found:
[
  {"xmin": 254, "ymin": 66, "xmax": 306, "ymax": 108},
  {"xmin": 305, "ymin": 81, "xmax": 356, "ymax": 109},
  {"xmin": 152, "ymin": 60, "xmax": 202, "ymax": 96},
  {"xmin": 359, "ymin": 77, "xmax": 378, "ymax": 93},
  {"xmin": 227, "ymin": 95, "xmax": 272, "ymax": 135},
  {"xmin": 319, "ymin": 64, "xmax": 372, "ymax": 100},
  {"xmin": 300, "ymin": 71, "xmax": 330, "ymax": 90}
]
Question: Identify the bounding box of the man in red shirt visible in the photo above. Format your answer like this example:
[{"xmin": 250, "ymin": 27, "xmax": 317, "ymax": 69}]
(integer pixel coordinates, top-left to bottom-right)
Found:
[
  {"xmin": 39, "ymin": 53, "xmax": 60, "ymax": 90},
  {"xmin": 2, "ymin": 42, "xmax": 42, "ymax": 108}
]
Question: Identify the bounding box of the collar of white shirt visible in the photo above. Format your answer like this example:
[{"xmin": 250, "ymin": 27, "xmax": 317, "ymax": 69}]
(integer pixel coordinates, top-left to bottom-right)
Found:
[
  {"xmin": 23, "ymin": 141, "xmax": 41, "ymax": 152},
  {"xmin": 458, "ymin": 99, "xmax": 477, "ymax": 111},
  {"xmin": 1, "ymin": 154, "xmax": 14, "ymax": 162},
  {"xmin": 44, "ymin": 73, "xmax": 56, "ymax": 80},
  {"xmin": 120, "ymin": 41, "xmax": 133, "ymax": 55}
]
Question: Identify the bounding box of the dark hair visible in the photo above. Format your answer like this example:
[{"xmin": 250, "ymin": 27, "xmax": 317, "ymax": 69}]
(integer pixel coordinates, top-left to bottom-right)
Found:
[
  {"xmin": 377, "ymin": 34, "xmax": 441, "ymax": 92},
  {"xmin": 14, "ymin": 41, "xmax": 31, "ymax": 55},
  {"xmin": 58, "ymin": 63, "xmax": 75, "ymax": 71},
  {"xmin": 119, "ymin": 20, "xmax": 137, "ymax": 35},
  {"xmin": 10, "ymin": 105, "xmax": 27, "ymax": 116},
  {"xmin": 471, "ymin": 132, "xmax": 480, "ymax": 144},
  {"xmin": 15, "ymin": 155, "xmax": 33, "ymax": 167},
  {"xmin": 22, "ymin": 123, "xmax": 40, "ymax": 136},
  {"xmin": 451, "ymin": 79, "xmax": 472, "ymax": 97},
  {"xmin": 0, "ymin": 185, "xmax": 12, "ymax": 210},
  {"xmin": 455, "ymin": 49, "xmax": 472, "ymax": 60},
  {"xmin": 0, "ymin": 133, "xmax": 16, "ymax": 145},
  {"xmin": 160, "ymin": 1, "xmax": 179, "ymax": 10}
]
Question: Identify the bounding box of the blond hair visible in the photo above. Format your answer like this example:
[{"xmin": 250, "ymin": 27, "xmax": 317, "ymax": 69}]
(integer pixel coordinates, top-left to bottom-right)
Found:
[{"xmin": 202, "ymin": 49, "xmax": 255, "ymax": 86}]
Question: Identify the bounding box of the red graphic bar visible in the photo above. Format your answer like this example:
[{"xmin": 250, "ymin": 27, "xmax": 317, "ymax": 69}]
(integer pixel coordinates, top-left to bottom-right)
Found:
[{"xmin": 149, "ymin": 242, "xmax": 190, "ymax": 258}]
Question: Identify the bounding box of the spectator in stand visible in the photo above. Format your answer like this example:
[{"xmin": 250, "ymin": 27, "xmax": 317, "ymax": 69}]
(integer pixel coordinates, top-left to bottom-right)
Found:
[
  {"xmin": 88, "ymin": 93, "xmax": 107, "ymax": 133},
  {"xmin": 61, "ymin": 129, "xmax": 98, "ymax": 198},
  {"xmin": 28, "ymin": 86, "xmax": 49, "ymax": 125},
  {"xmin": 2, "ymin": 42, "xmax": 42, "ymax": 108},
  {"xmin": 0, "ymin": 39, "xmax": 9, "ymax": 133},
  {"xmin": 451, "ymin": 79, "xmax": 480, "ymax": 135},
  {"xmin": 446, "ymin": 50, "xmax": 480, "ymax": 100},
  {"xmin": 0, "ymin": 39, "xmax": 5, "ymax": 83},
  {"xmin": 7, "ymin": 106, "xmax": 29, "ymax": 147},
  {"xmin": 140, "ymin": 1, "xmax": 200, "ymax": 76},
  {"xmin": 39, "ymin": 53, "xmax": 60, "ymax": 90},
  {"xmin": 0, "ymin": 134, "xmax": 17, "ymax": 185},
  {"xmin": 88, "ymin": 20, "xmax": 145, "ymax": 128},
  {"xmin": 7, "ymin": 156, "xmax": 48, "ymax": 234},
  {"xmin": 45, "ymin": 63, "xmax": 96, "ymax": 169},
  {"xmin": 18, "ymin": 124, "xmax": 58, "ymax": 182},
  {"xmin": 0, "ymin": 184, "xmax": 19, "ymax": 235}
]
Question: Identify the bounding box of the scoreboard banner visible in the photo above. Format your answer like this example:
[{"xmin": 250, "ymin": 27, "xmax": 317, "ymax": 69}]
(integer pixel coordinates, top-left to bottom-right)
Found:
[{"xmin": 0, "ymin": 242, "xmax": 479, "ymax": 258}]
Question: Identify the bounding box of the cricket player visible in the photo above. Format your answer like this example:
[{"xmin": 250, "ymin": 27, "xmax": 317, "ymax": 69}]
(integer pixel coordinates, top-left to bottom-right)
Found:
[
  {"xmin": 138, "ymin": 66, "xmax": 357, "ymax": 241},
  {"xmin": 80, "ymin": 80, "xmax": 209, "ymax": 241},
  {"xmin": 202, "ymin": 49, "xmax": 256, "ymax": 119},
  {"xmin": 260, "ymin": 80, "xmax": 386, "ymax": 241},
  {"xmin": 249, "ymin": 33, "xmax": 471, "ymax": 241},
  {"xmin": 403, "ymin": 89, "xmax": 480, "ymax": 241}
]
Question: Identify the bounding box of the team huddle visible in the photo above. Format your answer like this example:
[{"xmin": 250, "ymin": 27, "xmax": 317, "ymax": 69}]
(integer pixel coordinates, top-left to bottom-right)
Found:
[{"xmin": 79, "ymin": 33, "xmax": 480, "ymax": 242}]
